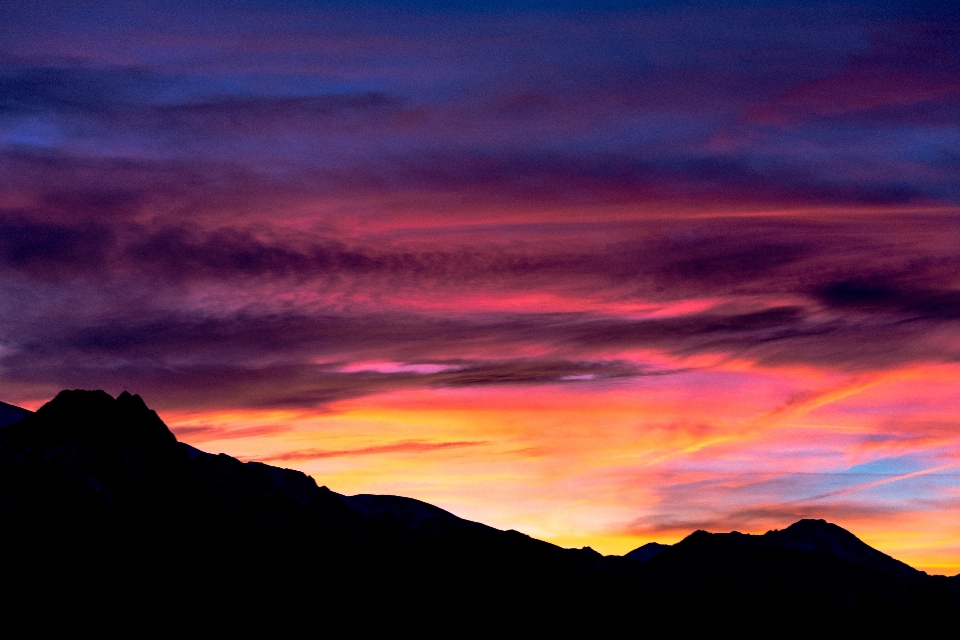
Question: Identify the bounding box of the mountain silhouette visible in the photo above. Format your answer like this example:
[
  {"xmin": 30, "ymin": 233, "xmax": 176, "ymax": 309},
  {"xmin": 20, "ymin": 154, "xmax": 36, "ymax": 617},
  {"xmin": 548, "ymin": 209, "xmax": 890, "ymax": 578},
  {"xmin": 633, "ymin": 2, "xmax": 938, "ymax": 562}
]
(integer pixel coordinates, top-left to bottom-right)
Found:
[
  {"xmin": 0, "ymin": 400, "xmax": 29, "ymax": 428},
  {"xmin": 0, "ymin": 389, "xmax": 956, "ymax": 630},
  {"xmin": 753, "ymin": 519, "xmax": 923, "ymax": 579},
  {"xmin": 625, "ymin": 541, "xmax": 670, "ymax": 561}
]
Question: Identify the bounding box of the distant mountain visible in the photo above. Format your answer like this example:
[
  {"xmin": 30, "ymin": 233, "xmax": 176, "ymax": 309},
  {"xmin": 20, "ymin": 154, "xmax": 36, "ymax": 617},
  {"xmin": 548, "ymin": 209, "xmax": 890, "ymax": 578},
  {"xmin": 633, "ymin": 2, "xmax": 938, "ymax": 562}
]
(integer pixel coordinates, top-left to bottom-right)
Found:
[
  {"xmin": 749, "ymin": 519, "xmax": 923, "ymax": 579},
  {"xmin": 623, "ymin": 521, "xmax": 940, "ymax": 613},
  {"xmin": 0, "ymin": 389, "xmax": 956, "ymax": 629},
  {"xmin": 625, "ymin": 520, "xmax": 928, "ymax": 580},
  {"xmin": 0, "ymin": 400, "xmax": 29, "ymax": 428},
  {"xmin": 625, "ymin": 541, "xmax": 670, "ymax": 561}
]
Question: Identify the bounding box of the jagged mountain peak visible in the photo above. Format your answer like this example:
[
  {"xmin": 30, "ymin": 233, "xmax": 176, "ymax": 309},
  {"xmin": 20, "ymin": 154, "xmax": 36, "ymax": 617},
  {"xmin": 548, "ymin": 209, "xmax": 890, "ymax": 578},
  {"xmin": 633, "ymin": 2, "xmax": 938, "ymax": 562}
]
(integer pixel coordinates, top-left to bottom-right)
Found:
[
  {"xmin": 0, "ymin": 390, "xmax": 201, "ymax": 509},
  {"xmin": 38, "ymin": 388, "xmax": 158, "ymax": 421},
  {"xmin": 23, "ymin": 389, "xmax": 180, "ymax": 454}
]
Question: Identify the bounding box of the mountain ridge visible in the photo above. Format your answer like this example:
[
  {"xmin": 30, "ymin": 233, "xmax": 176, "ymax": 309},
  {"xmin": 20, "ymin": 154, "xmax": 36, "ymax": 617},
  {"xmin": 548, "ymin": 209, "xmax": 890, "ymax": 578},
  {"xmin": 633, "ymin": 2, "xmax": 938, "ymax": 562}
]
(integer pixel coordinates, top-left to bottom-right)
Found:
[
  {"xmin": 0, "ymin": 389, "xmax": 956, "ymax": 627},
  {"xmin": 0, "ymin": 389, "xmax": 928, "ymax": 573},
  {"xmin": 0, "ymin": 399, "xmax": 30, "ymax": 429}
]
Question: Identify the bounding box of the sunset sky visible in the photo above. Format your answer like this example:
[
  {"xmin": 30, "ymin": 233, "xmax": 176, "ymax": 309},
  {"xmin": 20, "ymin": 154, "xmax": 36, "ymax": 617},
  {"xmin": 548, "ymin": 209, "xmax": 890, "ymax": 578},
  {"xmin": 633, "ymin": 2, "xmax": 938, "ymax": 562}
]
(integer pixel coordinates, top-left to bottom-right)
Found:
[{"xmin": 2, "ymin": 0, "xmax": 960, "ymax": 572}]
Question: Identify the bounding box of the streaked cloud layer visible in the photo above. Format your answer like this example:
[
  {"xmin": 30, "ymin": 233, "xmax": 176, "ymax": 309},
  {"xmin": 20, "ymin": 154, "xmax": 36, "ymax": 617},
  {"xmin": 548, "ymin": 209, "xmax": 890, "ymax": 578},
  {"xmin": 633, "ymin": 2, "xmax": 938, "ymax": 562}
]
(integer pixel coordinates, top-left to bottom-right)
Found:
[{"xmin": 2, "ymin": 0, "xmax": 960, "ymax": 571}]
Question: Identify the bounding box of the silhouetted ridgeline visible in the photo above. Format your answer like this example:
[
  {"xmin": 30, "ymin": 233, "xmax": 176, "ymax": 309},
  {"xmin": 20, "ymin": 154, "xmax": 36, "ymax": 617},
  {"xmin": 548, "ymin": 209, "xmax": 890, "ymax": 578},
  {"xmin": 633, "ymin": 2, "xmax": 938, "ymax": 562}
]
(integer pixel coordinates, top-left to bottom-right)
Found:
[
  {"xmin": 0, "ymin": 390, "xmax": 957, "ymax": 630},
  {"xmin": 0, "ymin": 400, "xmax": 28, "ymax": 429}
]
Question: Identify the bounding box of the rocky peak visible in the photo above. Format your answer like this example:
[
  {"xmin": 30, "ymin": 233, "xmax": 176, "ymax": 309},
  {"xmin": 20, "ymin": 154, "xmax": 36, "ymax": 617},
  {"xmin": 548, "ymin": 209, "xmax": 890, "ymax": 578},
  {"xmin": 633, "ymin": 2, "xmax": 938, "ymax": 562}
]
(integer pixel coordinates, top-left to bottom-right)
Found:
[{"xmin": 25, "ymin": 389, "xmax": 180, "ymax": 457}]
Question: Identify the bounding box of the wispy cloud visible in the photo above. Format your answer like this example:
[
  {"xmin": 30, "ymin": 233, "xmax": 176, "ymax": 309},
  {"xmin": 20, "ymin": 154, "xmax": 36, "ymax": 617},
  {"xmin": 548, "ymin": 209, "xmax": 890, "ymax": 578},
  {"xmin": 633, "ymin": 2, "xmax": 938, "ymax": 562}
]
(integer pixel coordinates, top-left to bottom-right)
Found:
[
  {"xmin": 801, "ymin": 460, "xmax": 960, "ymax": 502},
  {"xmin": 170, "ymin": 423, "xmax": 292, "ymax": 442},
  {"xmin": 248, "ymin": 439, "xmax": 487, "ymax": 462}
]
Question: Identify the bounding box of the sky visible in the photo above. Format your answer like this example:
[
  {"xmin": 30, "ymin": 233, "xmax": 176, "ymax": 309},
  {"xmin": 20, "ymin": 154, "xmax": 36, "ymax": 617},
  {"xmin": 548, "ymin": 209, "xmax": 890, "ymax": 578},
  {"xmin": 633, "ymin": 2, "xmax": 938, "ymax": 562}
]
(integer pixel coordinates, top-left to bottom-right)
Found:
[{"xmin": 2, "ymin": 0, "xmax": 960, "ymax": 572}]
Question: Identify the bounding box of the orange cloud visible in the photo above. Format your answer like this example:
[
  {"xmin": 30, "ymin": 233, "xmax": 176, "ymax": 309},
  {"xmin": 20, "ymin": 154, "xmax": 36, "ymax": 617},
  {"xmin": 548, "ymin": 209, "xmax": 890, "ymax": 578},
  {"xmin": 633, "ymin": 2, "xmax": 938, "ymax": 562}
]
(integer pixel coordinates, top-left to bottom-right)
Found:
[{"xmin": 247, "ymin": 439, "xmax": 488, "ymax": 463}]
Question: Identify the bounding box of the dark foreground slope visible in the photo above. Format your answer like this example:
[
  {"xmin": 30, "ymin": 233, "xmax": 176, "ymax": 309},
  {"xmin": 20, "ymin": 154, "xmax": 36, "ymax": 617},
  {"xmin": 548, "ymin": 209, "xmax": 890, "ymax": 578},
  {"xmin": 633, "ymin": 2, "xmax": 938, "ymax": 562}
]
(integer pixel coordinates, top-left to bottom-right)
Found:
[
  {"xmin": 0, "ymin": 400, "xmax": 29, "ymax": 428},
  {"xmin": 0, "ymin": 390, "xmax": 956, "ymax": 629}
]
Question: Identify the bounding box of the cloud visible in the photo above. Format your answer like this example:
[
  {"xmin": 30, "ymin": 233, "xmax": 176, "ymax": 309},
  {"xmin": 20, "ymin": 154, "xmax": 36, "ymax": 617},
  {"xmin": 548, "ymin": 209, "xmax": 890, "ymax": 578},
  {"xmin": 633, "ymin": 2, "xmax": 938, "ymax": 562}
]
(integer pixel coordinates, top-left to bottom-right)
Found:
[
  {"xmin": 248, "ymin": 439, "xmax": 487, "ymax": 462},
  {"xmin": 0, "ymin": 64, "xmax": 159, "ymax": 118},
  {"xmin": 751, "ymin": 25, "xmax": 960, "ymax": 125},
  {"xmin": 170, "ymin": 423, "xmax": 292, "ymax": 442},
  {"xmin": 0, "ymin": 214, "xmax": 116, "ymax": 277},
  {"xmin": 3, "ymin": 6, "xmax": 958, "ymax": 215},
  {"xmin": 0, "ymin": 200, "xmax": 821, "ymax": 290},
  {"xmin": 426, "ymin": 359, "xmax": 644, "ymax": 386},
  {"xmin": 153, "ymin": 92, "xmax": 405, "ymax": 134},
  {"xmin": 5, "ymin": 264, "xmax": 960, "ymax": 409},
  {"xmin": 0, "ymin": 62, "xmax": 404, "ymax": 129},
  {"xmin": 801, "ymin": 459, "xmax": 960, "ymax": 501},
  {"xmin": 0, "ymin": 308, "xmax": 656, "ymax": 407},
  {"xmin": 0, "ymin": 0, "xmax": 958, "ymax": 413},
  {"xmin": 814, "ymin": 277, "xmax": 960, "ymax": 320},
  {"xmin": 622, "ymin": 500, "xmax": 907, "ymax": 537}
]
